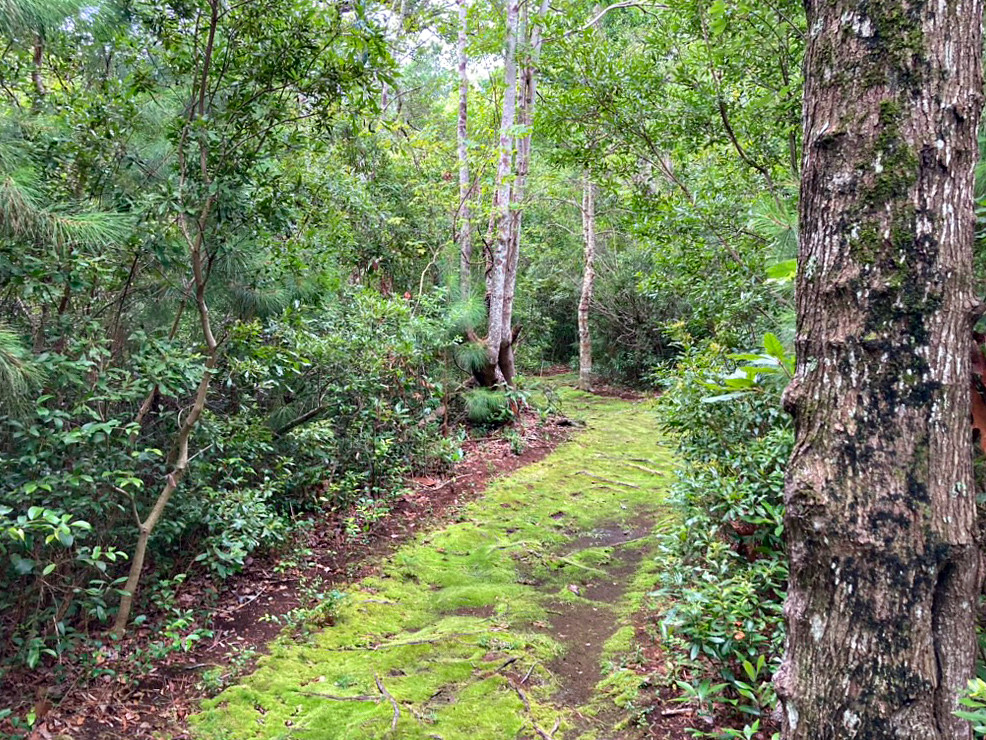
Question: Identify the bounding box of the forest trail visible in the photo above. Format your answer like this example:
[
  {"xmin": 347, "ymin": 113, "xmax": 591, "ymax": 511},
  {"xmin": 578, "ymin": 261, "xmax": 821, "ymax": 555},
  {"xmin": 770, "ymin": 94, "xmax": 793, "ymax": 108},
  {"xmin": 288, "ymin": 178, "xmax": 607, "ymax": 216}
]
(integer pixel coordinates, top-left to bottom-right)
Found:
[{"xmin": 190, "ymin": 387, "xmax": 678, "ymax": 740}]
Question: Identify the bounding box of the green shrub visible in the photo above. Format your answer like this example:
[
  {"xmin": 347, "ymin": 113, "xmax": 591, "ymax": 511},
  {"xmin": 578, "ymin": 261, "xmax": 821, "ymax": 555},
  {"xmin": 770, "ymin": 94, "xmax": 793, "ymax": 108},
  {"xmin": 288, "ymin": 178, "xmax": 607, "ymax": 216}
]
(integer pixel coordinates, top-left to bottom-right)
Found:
[
  {"xmin": 0, "ymin": 288, "xmax": 456, "ymax": 669},
  {"xmin": 652, "ymin": 338, "xmax": 791, "ymax": 727}
]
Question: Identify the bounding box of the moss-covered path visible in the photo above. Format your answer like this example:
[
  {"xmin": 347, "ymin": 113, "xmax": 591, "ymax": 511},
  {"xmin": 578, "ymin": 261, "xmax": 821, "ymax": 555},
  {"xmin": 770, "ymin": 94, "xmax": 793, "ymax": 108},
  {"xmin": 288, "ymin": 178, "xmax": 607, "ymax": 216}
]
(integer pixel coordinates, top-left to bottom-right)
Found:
[{"xmin": 191, "ymin": 389, "xmax": 674, "ymax": 740}]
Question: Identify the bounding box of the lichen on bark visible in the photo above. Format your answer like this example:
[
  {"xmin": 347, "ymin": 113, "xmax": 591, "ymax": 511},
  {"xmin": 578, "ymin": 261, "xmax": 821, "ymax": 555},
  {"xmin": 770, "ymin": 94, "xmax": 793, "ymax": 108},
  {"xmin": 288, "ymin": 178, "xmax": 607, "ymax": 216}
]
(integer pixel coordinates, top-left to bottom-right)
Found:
[{"xmin": 779, "ymin": 0, "xmax": 984, "ymax": 737}]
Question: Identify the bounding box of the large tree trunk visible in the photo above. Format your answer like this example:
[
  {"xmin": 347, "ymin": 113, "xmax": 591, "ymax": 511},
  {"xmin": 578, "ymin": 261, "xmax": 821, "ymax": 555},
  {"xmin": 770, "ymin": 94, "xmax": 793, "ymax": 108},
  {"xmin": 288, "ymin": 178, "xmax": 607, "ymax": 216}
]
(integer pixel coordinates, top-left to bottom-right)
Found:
[
  {"xmin": 456, "ymin": 0, "xmax": 472, "ymax": 302},
  {"xmin": 578, "ymin": 173, "xmax": 596, "ymax": 391},
  {"xmin": 776, "ymin": 1, "xmax": 984, "ymax": 738}
]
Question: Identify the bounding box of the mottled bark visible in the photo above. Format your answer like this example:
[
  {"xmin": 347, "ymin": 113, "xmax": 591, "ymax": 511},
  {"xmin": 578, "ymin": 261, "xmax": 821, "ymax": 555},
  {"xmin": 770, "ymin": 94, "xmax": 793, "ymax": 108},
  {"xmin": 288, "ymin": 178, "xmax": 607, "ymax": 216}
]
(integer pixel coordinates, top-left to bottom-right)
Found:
[
  {"xmin": 777, "ymin": 1, "xmax": 984, "ymax": 738},
  {"xmin": 456, "ymin": 0, "xmax": 472, "ymax": 301},
  {"xmin": 578, "ymin": 174, "xmax": 596, "ymax": 391},
  {"xmin": 485, "ymin": 0, "xmax": 520, "ymax": 379},
  {"xmin": 496, "ymin": 0, "xmax": 550, "ymax": 385},
  {"xmin": 31, "ymin": 35, "xmax": 45, "ymax": 97}
]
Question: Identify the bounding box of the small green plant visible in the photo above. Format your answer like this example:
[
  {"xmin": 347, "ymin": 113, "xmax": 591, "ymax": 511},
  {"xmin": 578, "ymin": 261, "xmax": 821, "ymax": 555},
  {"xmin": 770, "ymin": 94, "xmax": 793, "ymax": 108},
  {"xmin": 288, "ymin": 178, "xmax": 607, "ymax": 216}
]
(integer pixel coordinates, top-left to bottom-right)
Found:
[
  {"xmin": 260, "ymin": 578, "xmax": 346, "ymax": 638},
  {"xmin": 656, "ymin": 336, "xmax": 790, "ymax": 732},
  {"xmin": 464, "ymin": 388, "xmax": 514, "ymax": 425},
  {"xmin": 957, "ymin": 678, "xmax": 986, "ymax": 736},
  {"xmin": 503, "ymin": 427, "xmax": 525, "ymax": 455},
  {"xmin": 196, "ymin": 647, "xmax": 259, "ymax": 695},
  {"xmin": 674, "ymin": 678, "xmax": 730, "ymax": 722}
]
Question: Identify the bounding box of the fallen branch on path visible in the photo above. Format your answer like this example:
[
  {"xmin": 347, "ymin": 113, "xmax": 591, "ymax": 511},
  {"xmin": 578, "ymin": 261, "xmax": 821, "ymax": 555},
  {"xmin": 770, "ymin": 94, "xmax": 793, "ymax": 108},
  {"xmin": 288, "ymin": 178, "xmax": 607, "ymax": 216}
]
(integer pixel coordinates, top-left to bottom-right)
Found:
[
  {"xmin": 513, "ymin": 685, "xmax": 559, "ymax": 740},
  {"xmin": 495, "ymin": 656, "xmax": 519, "ymax": 673},
  {"xmin": 661, "ymin": 707, "xmax": 694, "ymax": 716},
  {"xmin": 514, "ymin": 685, "xmax": 532, "ymax": 712},
  {"xmin": 624, "ymin": 462, "xmax": 664, "ymax": 476},
  {"xmin": 521, "ymin": 661, "xmax": 539, "ymax": 684},
  {"xmin": 299, "ymin": 691, "xmax": 380, "ymax": 702},
  {"xmin": 375, "ymin": 674, "xmax": 400, "ymax": 731},
  {"xmin": 576, "ymin": 471, "xmax": 641, "ymax": 489},
  {"xmin": 325, "ymin": 630, "xmax": 490, "ymax": 651},
  {"xmin": 492, "ymin": 540, "xmax": 541, "ymax": 551},
  {"xmin": 555, "ymin": 556, "xmax": 608, "ymax": 577}
]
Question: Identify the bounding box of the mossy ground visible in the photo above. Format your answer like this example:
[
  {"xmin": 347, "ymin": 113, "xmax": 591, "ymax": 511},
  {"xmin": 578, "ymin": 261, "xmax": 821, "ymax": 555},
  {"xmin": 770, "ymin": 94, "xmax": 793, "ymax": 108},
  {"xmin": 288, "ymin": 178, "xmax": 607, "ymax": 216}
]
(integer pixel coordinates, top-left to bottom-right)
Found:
[{"xmin": 190, "ymin": 385, "xmax": 675, "ymax": 740}]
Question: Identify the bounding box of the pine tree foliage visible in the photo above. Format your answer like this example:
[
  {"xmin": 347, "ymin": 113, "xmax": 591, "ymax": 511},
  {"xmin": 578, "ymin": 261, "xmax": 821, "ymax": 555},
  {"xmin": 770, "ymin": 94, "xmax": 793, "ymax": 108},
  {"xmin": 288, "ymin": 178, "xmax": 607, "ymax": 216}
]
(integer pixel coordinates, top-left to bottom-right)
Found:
[{"xmin": 0, "ymin": 324, "xmax": 41, "ymax": 415}]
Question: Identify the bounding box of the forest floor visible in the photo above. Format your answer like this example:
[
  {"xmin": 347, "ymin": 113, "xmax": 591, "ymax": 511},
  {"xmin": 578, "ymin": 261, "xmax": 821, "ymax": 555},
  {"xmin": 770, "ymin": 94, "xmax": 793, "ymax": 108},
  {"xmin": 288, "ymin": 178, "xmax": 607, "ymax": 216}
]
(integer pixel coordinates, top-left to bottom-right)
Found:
[
  {"xmin": 183, "ymin": 383, "xmax": 692, "ymax": 740},
  {"xmin": 25, "ymin": 380, "xmax": 697, "ymax": 740}
]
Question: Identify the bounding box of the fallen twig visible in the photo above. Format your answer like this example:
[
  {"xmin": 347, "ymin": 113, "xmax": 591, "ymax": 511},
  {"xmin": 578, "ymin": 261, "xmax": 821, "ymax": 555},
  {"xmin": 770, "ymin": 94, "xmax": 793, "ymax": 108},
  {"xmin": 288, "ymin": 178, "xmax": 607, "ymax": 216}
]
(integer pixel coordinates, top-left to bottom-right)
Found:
[
  {"xmin": 299, "ymin": 691, "xmax": 379, "ymax": 702},
  {"xmin": 326, "ymin": 630, "xmax": 489, "ymax": 651},
  {"xmin": 512, "ymin": 685, "xmax": 557, "ymax": 740},
  {"xmin": 661, "ymin": 706, "xmax": 694, "ymax": 716},
  {"xmin": 375, "ymin": 674, "xmax": 400, "ymax": 731},
  {"xmin": 576, "ymin": 471, "xmax": 641, "ymax": 489},
  {"xmin": 521, "ymin": 661, "xmax": 539, "ymax": 684},
  {"xmin": 492, "ymin": 540, "xmax": 540, "ymax": 551},
  {"xmin": 226, "ymin": 587, "xmax": 268, "ymax": 614},
  {"xmin": 624, "ymin": 462, "xmax": 665, "ymax": 476},
  {"xmin": 556, "ymin": 556, "xmax": 607, "ymax": 576},
  {"xmin": 495, "ymin": 656, "xmax": 519, "ymax": 674},
  {"xmin": 514, "ymin": 685, "xmax": 532, "ymax": 712}
]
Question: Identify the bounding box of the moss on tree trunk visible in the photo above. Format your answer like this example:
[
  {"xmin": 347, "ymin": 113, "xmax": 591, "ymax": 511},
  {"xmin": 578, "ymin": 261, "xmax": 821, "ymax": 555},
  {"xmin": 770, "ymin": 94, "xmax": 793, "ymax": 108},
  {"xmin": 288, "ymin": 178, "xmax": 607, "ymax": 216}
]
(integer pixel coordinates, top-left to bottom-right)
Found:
[{"xmin": 777, "ymin": 0, "xmax": 984, "ymax": 737}]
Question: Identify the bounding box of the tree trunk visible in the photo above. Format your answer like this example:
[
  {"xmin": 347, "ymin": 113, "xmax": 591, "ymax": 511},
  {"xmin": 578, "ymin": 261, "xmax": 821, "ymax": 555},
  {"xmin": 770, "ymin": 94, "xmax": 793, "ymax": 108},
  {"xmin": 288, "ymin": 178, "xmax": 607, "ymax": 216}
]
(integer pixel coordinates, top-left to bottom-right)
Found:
[
  {"xmin": 112, "ymin": 353, "xmax": 215, "ymax": 635},
  {"xmin": 776, "ymin": 1, "xmax": 984, "ymax": 738},
  {"xmin": 578, "ymin": 173, "xmax": 596, "ymax": 391},
  {"xmin": 114, "ymin": 0, "xmax": 222, "ymax": 635},
  {"xmin": 483, "ymin": 0, "xmax": 520, "ymax": 383},
  {"xmin": 31, "ymin": 35, "xmax": 45, "ymax": 97},
  {"xmin": 493, "ymin": 0, "xmax": 550, "ymax": 385},
  {"xmin": 456, "ymin": 0, "xmax": 472, "ymax": 302}
]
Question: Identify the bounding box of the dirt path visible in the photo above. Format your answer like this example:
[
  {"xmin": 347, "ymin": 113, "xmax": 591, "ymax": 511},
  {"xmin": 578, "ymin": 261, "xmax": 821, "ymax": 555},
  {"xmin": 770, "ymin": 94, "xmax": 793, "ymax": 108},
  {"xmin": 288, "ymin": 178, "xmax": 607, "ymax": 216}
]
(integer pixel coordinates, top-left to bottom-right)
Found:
[{"xmin": 190, "ymin": 389, "xmax": 682, "ymax": 739}]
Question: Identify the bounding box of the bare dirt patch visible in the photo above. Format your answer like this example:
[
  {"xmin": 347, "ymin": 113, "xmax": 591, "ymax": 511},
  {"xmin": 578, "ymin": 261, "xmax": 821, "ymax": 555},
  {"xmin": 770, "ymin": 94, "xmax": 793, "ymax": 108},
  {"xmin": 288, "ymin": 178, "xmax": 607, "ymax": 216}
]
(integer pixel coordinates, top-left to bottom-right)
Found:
[{"xmin": 536, "ymin": 522, "xmax": 651, "ymax": 708}]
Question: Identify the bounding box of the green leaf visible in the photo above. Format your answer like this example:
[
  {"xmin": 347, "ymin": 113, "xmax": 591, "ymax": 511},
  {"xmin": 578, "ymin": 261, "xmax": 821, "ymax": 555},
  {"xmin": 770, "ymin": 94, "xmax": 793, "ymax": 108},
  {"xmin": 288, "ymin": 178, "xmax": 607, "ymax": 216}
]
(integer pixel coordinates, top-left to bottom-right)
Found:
[
  {"xmin": 56, "ymin": 528, "xmax": 74, "ymax": 547},
  {"xmin": 763, "ymin": 333, "xmax": 785, "ymax": 361},
  {"xmin": 766, "ymin": 259, "xmax": 797, "ymax": 282},
  {"xmin": 701, "ymin": 392, "xmax": 748, "ymax": 403},
  {"xmin": 10, "ymin": 553, "xmax": 35, "ymax": 575}
]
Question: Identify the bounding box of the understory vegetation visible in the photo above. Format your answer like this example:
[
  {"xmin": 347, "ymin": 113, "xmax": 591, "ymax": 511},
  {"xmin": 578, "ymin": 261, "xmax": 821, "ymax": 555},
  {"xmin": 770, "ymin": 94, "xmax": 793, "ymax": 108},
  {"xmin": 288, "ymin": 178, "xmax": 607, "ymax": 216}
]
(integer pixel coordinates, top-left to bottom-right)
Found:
[
  {"xmin": 5, "ymin": 0, "xmax": 986, "ymax": 738},
  {"xmin": 0, "ymin": 0, "xmax": 807, "ymax": 734}
]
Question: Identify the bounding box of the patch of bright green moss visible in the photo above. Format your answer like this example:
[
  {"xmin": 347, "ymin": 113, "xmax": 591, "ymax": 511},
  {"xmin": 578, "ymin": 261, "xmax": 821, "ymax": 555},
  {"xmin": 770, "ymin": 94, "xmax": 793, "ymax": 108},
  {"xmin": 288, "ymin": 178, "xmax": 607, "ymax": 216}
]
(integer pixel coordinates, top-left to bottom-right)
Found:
[{"xmin": 190, "ymin": 389, "xmax": 674, "ymax": 740}]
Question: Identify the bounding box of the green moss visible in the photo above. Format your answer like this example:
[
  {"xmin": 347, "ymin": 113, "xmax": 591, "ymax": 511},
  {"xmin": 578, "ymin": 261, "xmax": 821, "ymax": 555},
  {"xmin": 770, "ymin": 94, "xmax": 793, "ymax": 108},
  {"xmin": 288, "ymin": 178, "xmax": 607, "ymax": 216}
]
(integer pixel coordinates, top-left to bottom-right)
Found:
[
  {"xmin": 601, "ymin": 626, "xmax": 635, "ymax": 659},
  {"xmin": 595, "ymin": 668, "xmax": 646, "ymax": 711},
  {"xmin": 190, "ymin": 389, "xmax": 676, "ymax": 740}
]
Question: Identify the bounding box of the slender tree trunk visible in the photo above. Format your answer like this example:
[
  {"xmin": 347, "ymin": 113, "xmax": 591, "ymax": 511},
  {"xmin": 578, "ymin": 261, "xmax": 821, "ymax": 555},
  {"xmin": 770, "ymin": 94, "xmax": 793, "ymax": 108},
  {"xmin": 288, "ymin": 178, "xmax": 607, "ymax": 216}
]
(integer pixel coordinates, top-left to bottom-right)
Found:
[
  {"xmin": 578, "ymin": 173, "xmax": 596, "ymax": 391},
  {"xmin": 113, "ymin": 0, "xmax": 222, "ymax": 635},
  {"xmin": 496, "ymin": 0, "xmax": 550, "ymax": 385},
  {"xmin": 31, "ymin": 35, "xmax": 45, "ymax": 97},
  {"xmin": 484, "ymin": 0, "xmax": 520, "ymax": 380},
  {"xmin": 456, "ymin": 0, "xmax": 472, "ymax": 301},
  {"xmin": 776, "ymin": 1, "xmax": 984, "ymax": 738},
  {"xmin": 112, "ymin": 352, "xmax": 216, "ymax": 635}
]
